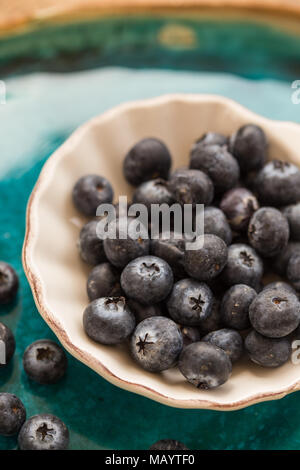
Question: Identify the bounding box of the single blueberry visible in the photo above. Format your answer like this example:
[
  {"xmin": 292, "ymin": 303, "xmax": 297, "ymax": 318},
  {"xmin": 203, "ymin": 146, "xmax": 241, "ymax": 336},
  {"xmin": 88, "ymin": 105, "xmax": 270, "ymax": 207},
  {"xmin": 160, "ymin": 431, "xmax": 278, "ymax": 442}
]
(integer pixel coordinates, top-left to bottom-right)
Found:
[
  {"xmin": 72, "ymin": 174, "xmax": 114, "ymax": 216},
  {"xmin": 221, "ymin": 243, "xmax": 263, "ymax": 288},
  {"xmin": 248, "ymin": 207, "xmax": 289, "ymax": 258},
  {"xmin": 103, "ymin": 217, "xmax": 150, "ymax": 268},
  {"xmin": 132, "ymin": 178, "xmax": 174, "ymax": 208},
  {"xmin": 255, "ymin": 160, "xmax": 300, "ymax": 206},
  {"xmin": 87, "ymin": 262, "xmax": 122, "ymax": 301},
  {"xmin": 167, "ymin": 278, "xmax": 213, "ymax": 326},
  {"xmin": 220, "ymin": 187, "xmax": 259, "ymax": 232},
  {"xmin": 199, "ymin": 299, "xmax": 223, "ymax": 335},
  {"xmin": 127, "ymin": 299, "xmax": 164, "ymax": 324},
  {"xmin": 249, "ymin": 287, "xmax": 300, "ymax": 338},
  {"xmin": 202, "ymin": 328, "xmax": 244, "ymax": 363},
  {"xmin": 83, "ymin": 297, "xmax": 135, "ymax": 345},
  {"xmin": 263, "ymin": 281, "xmax": 296, "ymax": 295},
  {"xmin": 0, "ymin": 393, "xmax": 26, "ymax": 436},
  {"xmin": 282, "ymin": 203, "xmax": 300, "ymax": 241},
  {"xmin": 179, "ymin": 325, "xmax": 201, "ymax": 348},
  {"xmin": 123, "ymin": 138, "xmax": 172, "ymax": 186},
  {"xmin": 245, "ymin": 330, "xmax": 291, "ymax": 368},
  {"xmin": 203, "ymin": 207, "xmax": 232, "ymax": 245},
  {"xmin": 191, "ymin": 132, "xmax": 228, "ymax": 150},
  {"xmin": 18, "ymin": 414, "xmax": 69, "ymax": 450},
  {"xmin": 78, "ymin": 220, "xmax": 106, "ymax": 265},
  {"xmin": 168, "ymin": 168, "xmax": 214, "ymax": 206},
  {"xmin": 0, "ymin": 262, "xmax": 19, "ymax": 304},
  {"xmin": 23, "ymin": 339, "xmax": 68, "ymax": 384},
  {"xmin": 190, "ymin": 144, "xmax": 240, "ymax": 192},
  {"xmin": 221, "ymin": 284, "xmax": 256, "ymax": 330},
  {"xmin": 178, "ymin": 342, "xmax": 232, "ymax": 389},
  {"xmin": 287, "ymin": 254, "xmax": 300, "ymax": 291},
  {"xmin": 271, "ymin": 242, "xmax": 300, "ymax": 276},
  {"xmin": 120, "ymin": 256, "xmax": 173, "ymax": 305},
  {"xmin": 229, "ymin": 124, "xmax": 267, "ymax": 173},
  {"xmin": 149, "ymin": 439, "xmax": 189, "ymax": 450},
  {"xmin": 184, "ymin": 234, "xmax": 228, "ymax": 281},
  {"xmin": 0, "ymin": 322, "xmax": 15, "ymax": 367},
  {"xmin": 150, "ymin": 231, "xmax": 186, "ymax": 278},
  {"xmin": 130, "ymin": 316, "xmax": 183, "ymax": 372}
]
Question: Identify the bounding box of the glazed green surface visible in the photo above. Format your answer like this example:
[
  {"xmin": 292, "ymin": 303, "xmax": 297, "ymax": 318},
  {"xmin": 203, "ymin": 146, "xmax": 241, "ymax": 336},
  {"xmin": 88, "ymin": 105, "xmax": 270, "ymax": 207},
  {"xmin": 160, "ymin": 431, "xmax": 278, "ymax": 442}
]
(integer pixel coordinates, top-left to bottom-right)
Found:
[
  {"xmin": 0, "ymin": 68, "xmax": 300, "ymax": 449},
  {"xmin": 1, "ymin": 16, "xmax": 300, "ymax": 80}
]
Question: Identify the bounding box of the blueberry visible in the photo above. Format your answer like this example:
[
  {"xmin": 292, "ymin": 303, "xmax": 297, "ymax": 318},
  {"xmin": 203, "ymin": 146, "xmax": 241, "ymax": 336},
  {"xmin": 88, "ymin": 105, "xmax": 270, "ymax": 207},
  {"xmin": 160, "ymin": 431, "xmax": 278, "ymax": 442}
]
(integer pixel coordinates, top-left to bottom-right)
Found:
[
  {"xmin": 184, "ymin": 234, "xmax": 228, "ymax": 281},
  {"xmin": 229, "ymin": 124, "xmax": 267, "ymax": 173},
  {"xmin": 149, "ymin": 439, "xmax": 189, "ymax": 450},
  {"xmin": 83, "ymin": 297, "xmax": 135, "ymax": 345},
  {"xmin": 190, "ymin": 144, "xmax": 240, "ymax": 192},
  {"xmin": 248, "ymin": 207, "xmax": 289, "ymax": 258},
  {"xmin": 255, "ymin": 160, "xmax": 300, "ymax": 206},
  {"xmin": 282, "ymin": 203, "xmax": 300, "ymax": 241},
  {"xmin": 150, "ymin": 231, "xmax": 186, "ymax": 278},
  {"xmin": 178, "ymin": 342, "xmax": 232, "ymax": 389},
  {"xmin": 202, "ymin": 328, "xmax": 243, "ymax": 363},
  {"xmin": 130, "ymin": 317, "xmax": 183, "ymax": 372},
  {"xmin": 249, "ymin": 287, "xmax": 300, "ymax": 338},
  {"xmin": 18, "ymin": 414, "xmax": 69, "ymax": 450},
  {"xmin": 179, "ymin": 325, "xmax": 201, "ymax": 348},
  {"xmin": 78, "ymin": 220, "xmax": 106, "ymax": 265},
  {"xmin": 123, "ymin": 138, "xmax": 172, "ymax": 186},
  {"xmin": 287, "ymin": 254, "xmax": 300, "ymax": 291},
  {"xmin": 132, "ymin": 178, "xmax": 174, "ymax": 208},
  {"xmin": 103, "ymin": 217, "xmax": 150, "ymax": 268},
  {"xmin": 87, "ymin": 262, "xmax": 122, "ymax": 301},
  {"xmin": 271, "ymin": 242, "xmax": 300, "ymax": 276},
  {"xmin": 0, "ymin": 393, "xmax": 26, "ymax": 436},
  {"xmin": 221, "ymin": 243, "xmax": 263, "ymax": 288},
  {"xmin": 121, "ymin": 256, "xmax": 173, "ymax": 305},
  {"xmin": 199, "ymin": 299, "xmax": 223, "ymax": 335},
  {"xmin": 263, "ymin": 281, "xmax": 296, "ymax": 295},
  {"xmin": 245, "ymin": 330, "xmax": 291, "ymax": 368},
  {"xmin": 23, "ymin": 339, "xmax": 68, "ymax": 384},
  {"xmin": 192, "ymin": 132, "xmax": 228, "ymax": 149},
  {"xmin": 72, "ymin": 174, "xmax": 114, "ymax": 216},
  {"xmin": 0, "ymin": 262, "xmax": 19, "ymax": 304},
  {"xmin": 220, "ymin": 187, "xmax": 259, "ymax": 232},
  {"xmin": 221, "ymin": 284, "xmax": 256, "ymax": 330},
  {"xmin": 0, "ymin": 322, "xmax": 15, "ymax": 367},
  {"xmin": 203, "ymin": 207, "xmax": 232, "ymax": 245},
  {"xmin": 168, "ymin": 168, "xmax": 214, "ymax": 206},
  {"xmin": 167, "ymin": 278, "xmax": 213, "ymax": 326},
  {"xmin": 127, "ymin": 299, "xmax": 164, "ymax": 324}
]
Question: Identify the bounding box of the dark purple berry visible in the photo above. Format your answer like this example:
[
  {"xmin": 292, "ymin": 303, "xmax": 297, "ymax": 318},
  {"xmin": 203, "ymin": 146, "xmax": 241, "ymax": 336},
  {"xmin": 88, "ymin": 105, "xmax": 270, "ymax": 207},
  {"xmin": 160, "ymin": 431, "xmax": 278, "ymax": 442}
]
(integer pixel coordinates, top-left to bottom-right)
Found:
[
  {"xmin": 220, "ymin": 187, "xmax": 259, "ymax": 232},
  {"xmin": 132, "ymin": 178, "xmax": 174, "ymax": 208},
  {"xmin": 0, "ymin": 262, "xmax": 19, "ymax": 304},
  {"xmin": 202, "ymin": 328, "xmax": 244, "ymax": 363},
  {"xmin": 229, "ymin": 124, "xmax": 267, "ymax": 173},
  {"xmin": 245, "ymin": 330, "xmax": 291, "ymax": 368},
  {"xmin": 221, "ymin": 243, "xmax": 263, "ymax": 288},
  {"xmin": 83, "ymin": 297, "xmax": 135, "ymax": 345},
  {"xmin": 179, "ymin": 342, "xmax": 232, "ymax": 389},
  {"xmin": 168, "ymin": 168, "xmax": 214, "ymax": 206},
  {"xmin": 248, "ymin": 207, "xmax": 289, "ymax": 258},
  {"xmin": 130, "ymin": 317, "xmax": 183, "ymax": 372},
  {"xmin": 203, "ymin": 207, "xmax": 232, "ymax": 245},
  {"xmin": 23, "ymin": 339, "xmax": 68, "ymax": 384},
  {"xmin": 123, "ymin": 138, "xmax": 172, "ymax": 186},
  {"xmin": 282, "ymin": 203, "xmax": 300, "ymax": 241},
  {"xmin": 78, "ymin": 220, "xmax": 106, "ymax": 265},
  {"xmin": 87, "ymin": 262, "xmax": 122, "ymax": 301},
  {"xmin": 72, "ymin": 174, "xmax": 113, "ymax": 216},
  {"xmin": 287, "ymin": 254, "xmax": 300, "ymax": 291},
  {"xmin": 221, "ymin": 284, "xmax": 256, "ymax": 330},
  {"xmin": 0, "ymin": 393, "xmax": 26, "ymax": 436},
  {"xmin": 18, "ymin": 414, "xmax": 69, "ymax": 450}
]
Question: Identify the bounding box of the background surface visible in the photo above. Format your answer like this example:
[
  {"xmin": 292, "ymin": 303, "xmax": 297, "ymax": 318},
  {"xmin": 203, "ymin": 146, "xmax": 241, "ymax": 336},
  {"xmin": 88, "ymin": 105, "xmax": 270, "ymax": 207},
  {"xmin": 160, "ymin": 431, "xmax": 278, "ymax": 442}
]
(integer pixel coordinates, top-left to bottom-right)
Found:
[{"xmin": 1, "ymin": 11, "xmax": 300, "ymax": 450}]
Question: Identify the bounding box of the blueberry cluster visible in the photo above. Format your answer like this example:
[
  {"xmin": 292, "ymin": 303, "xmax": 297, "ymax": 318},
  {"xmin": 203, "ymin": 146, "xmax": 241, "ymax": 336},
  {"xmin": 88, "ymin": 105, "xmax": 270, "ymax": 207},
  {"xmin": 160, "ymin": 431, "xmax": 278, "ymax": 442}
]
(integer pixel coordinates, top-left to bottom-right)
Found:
[
  {"xmin": 0, "ymin": 263, "xmax": 69, "ymax": 449},
  {"xmin": 75, "ymin": 127, "xmax": 300, "ymax": 391}
]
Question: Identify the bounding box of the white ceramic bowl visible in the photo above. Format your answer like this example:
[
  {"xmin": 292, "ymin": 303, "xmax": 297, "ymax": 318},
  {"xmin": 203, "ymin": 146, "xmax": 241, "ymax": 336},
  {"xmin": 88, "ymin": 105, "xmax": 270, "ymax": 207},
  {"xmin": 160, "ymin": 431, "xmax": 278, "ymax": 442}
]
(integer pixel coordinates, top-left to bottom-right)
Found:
[{"xmin": 23, "ymin": 94, "xmax": 300, "ymax": 410}]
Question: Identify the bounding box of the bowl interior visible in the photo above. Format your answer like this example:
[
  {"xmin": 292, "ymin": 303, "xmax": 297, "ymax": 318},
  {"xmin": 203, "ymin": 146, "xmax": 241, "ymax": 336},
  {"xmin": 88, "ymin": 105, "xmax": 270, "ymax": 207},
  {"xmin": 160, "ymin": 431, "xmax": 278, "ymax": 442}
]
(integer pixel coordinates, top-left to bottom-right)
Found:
[{"xmin": 24, "ymin": 94, "xmax": 300, "ymax": 409}]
